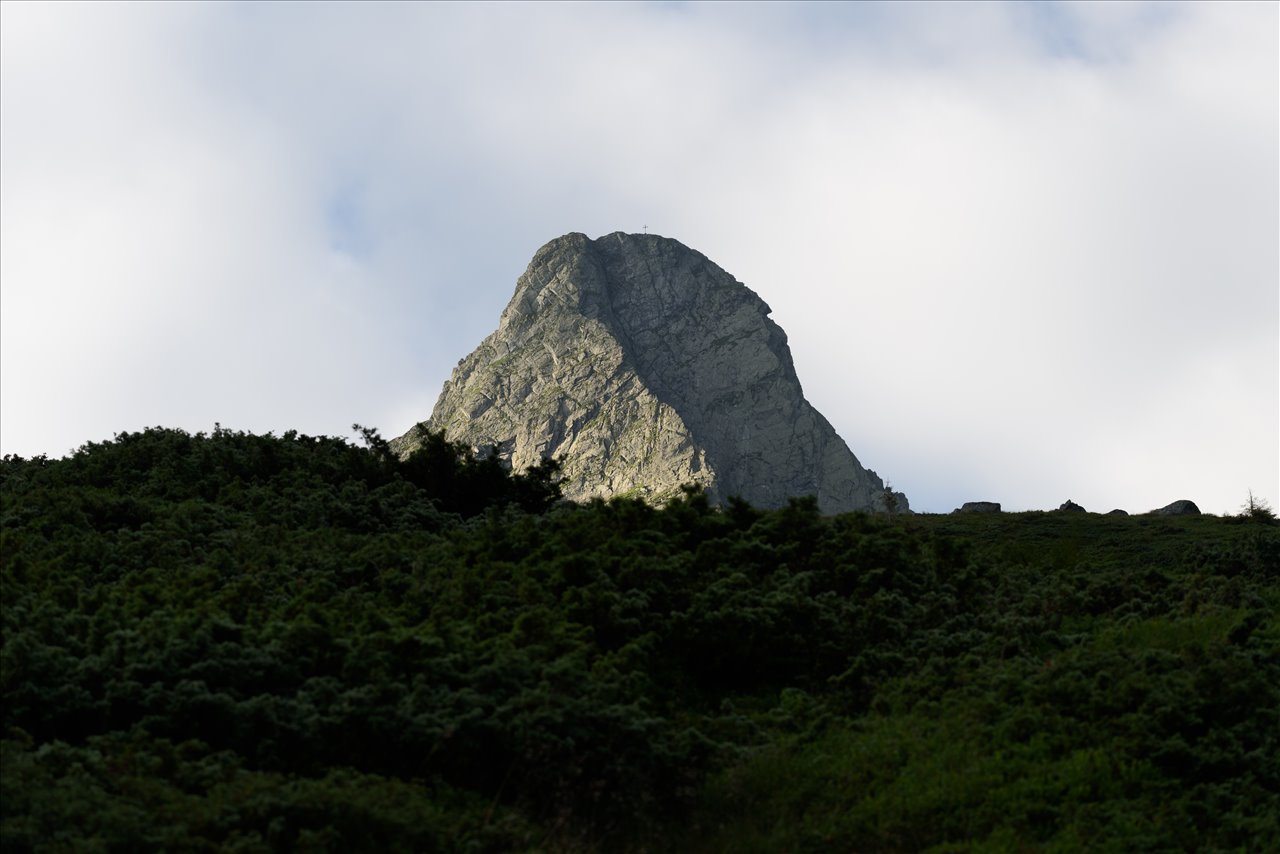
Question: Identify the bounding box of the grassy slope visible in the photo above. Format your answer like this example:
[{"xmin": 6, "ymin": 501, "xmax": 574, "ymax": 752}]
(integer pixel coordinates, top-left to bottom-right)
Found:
[
  {"xmin": 2, "ymin": 431, "xmax": 1276, "ymax": 851},
  {"xmin": 684, "ymin": 512, "xmax": 1280, "ymax": 852}
]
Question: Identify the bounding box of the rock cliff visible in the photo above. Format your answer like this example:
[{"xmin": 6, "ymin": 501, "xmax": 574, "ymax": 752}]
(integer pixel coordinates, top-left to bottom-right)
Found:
[{"xmin": 393, "ymin": 232, "xmax": 907, "ymax": 513}]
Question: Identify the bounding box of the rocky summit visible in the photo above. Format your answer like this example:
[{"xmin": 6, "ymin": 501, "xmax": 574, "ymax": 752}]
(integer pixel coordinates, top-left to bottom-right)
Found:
[{"xmin": 393, "ymin": 232, "xmax": 907, "ymax": 513}]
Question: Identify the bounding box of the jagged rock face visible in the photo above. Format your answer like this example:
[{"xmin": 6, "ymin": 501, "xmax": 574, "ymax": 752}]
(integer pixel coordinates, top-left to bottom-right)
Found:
[{"xmin": 394, "ymin": 232, "xmax": 907, "ymax": 513}]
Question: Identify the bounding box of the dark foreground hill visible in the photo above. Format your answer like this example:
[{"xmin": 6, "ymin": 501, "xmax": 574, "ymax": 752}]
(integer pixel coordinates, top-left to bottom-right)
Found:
[{"xmin": 2, "ymin": 428, "xmax": 1277, "ymax": 851}]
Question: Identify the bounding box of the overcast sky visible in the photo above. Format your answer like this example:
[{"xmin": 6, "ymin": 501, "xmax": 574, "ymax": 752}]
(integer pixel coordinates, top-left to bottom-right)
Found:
[{"xmin": 2, "ymin": 0, "xmax": 1276, "ymax": 515}]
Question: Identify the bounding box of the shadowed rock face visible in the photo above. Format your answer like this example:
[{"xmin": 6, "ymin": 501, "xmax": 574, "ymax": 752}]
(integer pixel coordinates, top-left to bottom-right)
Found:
[
  {"xmin": 393, "ymin": 232, "xmax": 907, "ymax": 513},
  {"xmin": 1153, "ymin": 499, "xmax": 1200, "ymax": 516},
  {"xmin": 956, "ymin": 502, "xmax": 1001, "ymax": 514}
]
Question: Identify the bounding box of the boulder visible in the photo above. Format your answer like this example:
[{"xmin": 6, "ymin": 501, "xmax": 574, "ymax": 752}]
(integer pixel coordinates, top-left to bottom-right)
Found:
[
  {"xmin": 1058, "ymin": 500, "xmax": 1087, "ymax": 513},
  {"xmin": 955, "ymin": 501, "xmax": 1001, "ymax": 513},
  {"xmin": 1152, "ymin": 499, "xmax": 1201, "ymax": 516}
]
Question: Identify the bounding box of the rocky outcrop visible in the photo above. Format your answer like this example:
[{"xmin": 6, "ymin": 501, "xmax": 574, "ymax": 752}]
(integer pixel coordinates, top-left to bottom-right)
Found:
[
  {"xmin": 393, "ymin": 232, "xmax": 906, "ymax": 513},
  {"xmin": 955, "ymin": 502, "xmax": 1002, "ymax": 513},
  {"xmin": 1058, "ymin": 500, "xmax": 1087, "ymax": 513},
  {"xmin": 1152, "ymin": 500, "xmax": 1201, "ymax": 516}
]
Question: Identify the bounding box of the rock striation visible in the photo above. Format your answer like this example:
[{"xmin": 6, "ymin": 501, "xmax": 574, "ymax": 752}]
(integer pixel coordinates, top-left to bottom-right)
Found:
[{"xmin": 393, "ymin": 232, "xmax": 906, "ymax": 513}]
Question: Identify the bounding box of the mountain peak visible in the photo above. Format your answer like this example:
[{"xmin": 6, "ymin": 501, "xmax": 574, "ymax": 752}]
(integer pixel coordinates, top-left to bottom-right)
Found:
[{"xmin": 396, "ymin": 232, "xmax": 906, "ymax": 512}]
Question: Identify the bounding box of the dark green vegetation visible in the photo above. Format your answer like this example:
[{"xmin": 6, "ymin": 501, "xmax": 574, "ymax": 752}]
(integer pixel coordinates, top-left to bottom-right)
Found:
[{"xmin": 3, "ymin": 427, "xmax": 1277, "ymax": 852}]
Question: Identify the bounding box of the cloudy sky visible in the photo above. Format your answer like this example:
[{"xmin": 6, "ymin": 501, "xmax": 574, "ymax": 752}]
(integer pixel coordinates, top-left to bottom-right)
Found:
[{"xmin": 2, "ymin": 1, "xmax": 1276, "ymax": 515}]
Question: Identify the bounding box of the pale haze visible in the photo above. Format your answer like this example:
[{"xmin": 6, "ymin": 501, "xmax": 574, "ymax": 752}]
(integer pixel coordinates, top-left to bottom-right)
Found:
[{"xmin": 2, "ymin": 1, "xmax": 1276, "ymax": 515}]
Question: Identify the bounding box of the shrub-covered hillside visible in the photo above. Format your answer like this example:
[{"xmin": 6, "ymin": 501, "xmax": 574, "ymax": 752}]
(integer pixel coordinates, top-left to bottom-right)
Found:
[{"xmin": 2, "ymin": 427, "xmax": 1277, "ymax": 851}]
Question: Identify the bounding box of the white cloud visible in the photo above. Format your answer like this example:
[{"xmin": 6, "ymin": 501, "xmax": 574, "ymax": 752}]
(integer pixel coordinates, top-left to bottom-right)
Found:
[{"xmin": 2, "ymin": 1, "xmax": 1274, "ymax": 514}]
